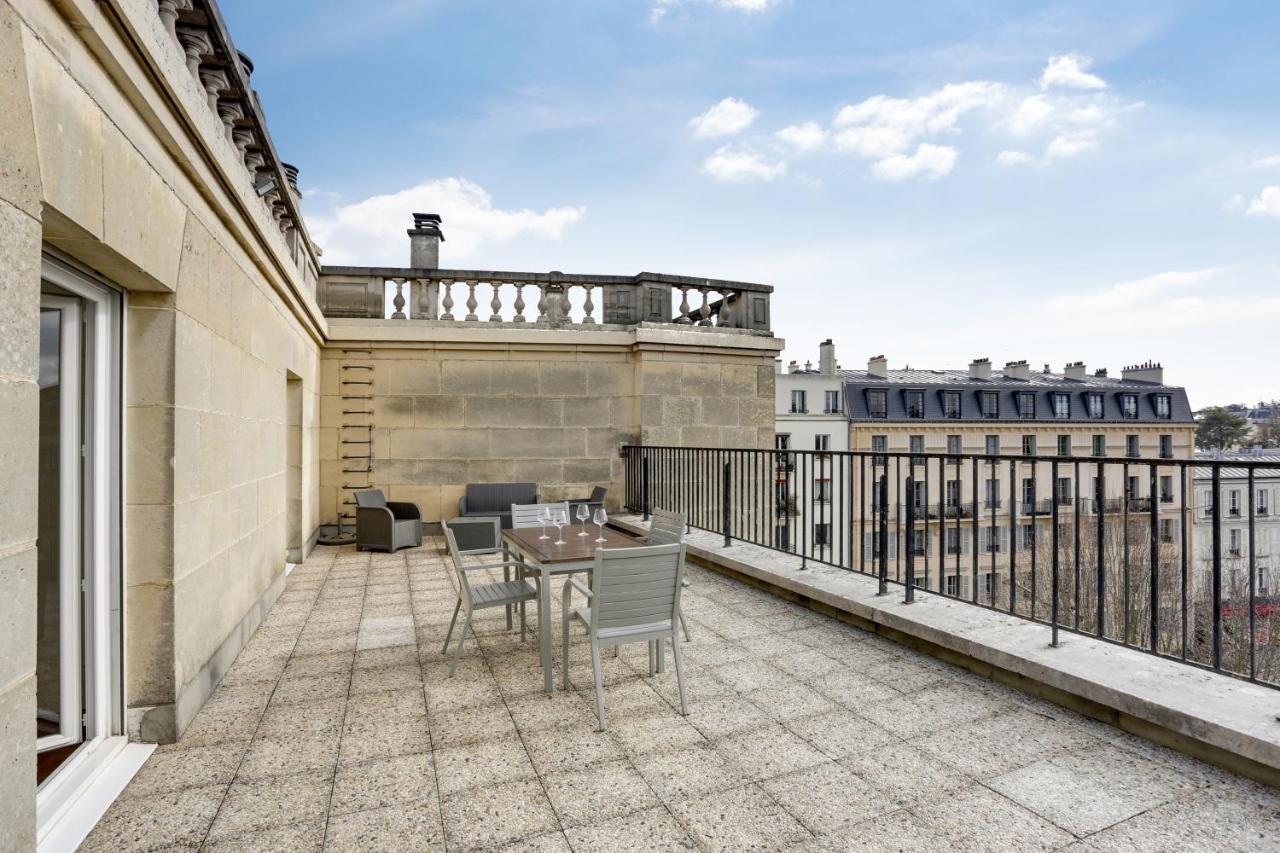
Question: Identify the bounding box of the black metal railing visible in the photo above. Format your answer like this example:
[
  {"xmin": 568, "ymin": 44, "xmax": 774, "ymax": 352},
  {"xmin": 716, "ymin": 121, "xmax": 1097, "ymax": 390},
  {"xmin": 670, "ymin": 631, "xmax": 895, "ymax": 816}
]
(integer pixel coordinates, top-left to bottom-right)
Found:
[{"xmin": 622, "ymin": 445, "xmax": 1280, "ymax": 689}]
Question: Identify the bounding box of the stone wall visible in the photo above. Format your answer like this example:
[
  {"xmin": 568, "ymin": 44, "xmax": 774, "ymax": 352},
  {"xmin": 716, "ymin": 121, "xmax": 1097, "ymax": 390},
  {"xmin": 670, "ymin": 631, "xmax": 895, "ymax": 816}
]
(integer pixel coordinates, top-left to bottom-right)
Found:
[{"xmin": 319, "ymin": 323, "xmax": 780, "ymax": 525}]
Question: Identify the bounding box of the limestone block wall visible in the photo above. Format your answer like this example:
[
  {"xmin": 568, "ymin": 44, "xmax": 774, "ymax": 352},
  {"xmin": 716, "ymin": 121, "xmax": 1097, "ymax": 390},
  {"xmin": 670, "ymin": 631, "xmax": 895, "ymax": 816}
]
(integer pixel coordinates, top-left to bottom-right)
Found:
[{"xmin": 319, "ymin": 324, "xmax": 780, "ymax": 526}]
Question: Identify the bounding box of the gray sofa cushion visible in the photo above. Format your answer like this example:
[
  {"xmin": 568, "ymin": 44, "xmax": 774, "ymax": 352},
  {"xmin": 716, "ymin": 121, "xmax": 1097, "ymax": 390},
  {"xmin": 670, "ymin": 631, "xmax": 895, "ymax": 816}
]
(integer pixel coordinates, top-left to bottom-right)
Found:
[{"xmin": 464, "ymin": 482, "xmax": 537, "ymax": 513}]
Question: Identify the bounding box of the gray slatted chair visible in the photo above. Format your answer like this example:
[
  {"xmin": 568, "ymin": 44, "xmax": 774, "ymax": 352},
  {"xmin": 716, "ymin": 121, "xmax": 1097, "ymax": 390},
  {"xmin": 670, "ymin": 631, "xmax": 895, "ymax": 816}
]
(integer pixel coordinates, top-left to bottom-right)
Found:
[
  {"xmin": 560, "ymin": 542, "xmax": 688, "ymax": 730},
  {"xmin": 445, "ymin": 516, "xmax": 523, "ymax": 630},
  {"xmin": 646, "ymin": 508, "xmax": 692, "ymax": 643},
  {"xmin": 442, "ymin": 522, "xmax": 537, "ymax": 676},
  {"xmin": 510, "ymin": 501, "xmax": 570, "ymax": 530}
]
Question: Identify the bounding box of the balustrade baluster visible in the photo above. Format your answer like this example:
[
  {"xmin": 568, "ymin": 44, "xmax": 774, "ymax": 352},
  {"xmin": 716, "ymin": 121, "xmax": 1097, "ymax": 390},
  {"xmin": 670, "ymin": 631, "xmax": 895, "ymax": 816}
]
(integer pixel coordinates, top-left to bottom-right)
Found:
[
  {"xmin": 536, "ymin": 285, "xmax": 549, "ymax": 323},
  {"xmin": 390, "ymin": 279, "xmax": 407, "ymax": 319},
  {"xmin": 440, "ymin": 280, "xmax": 455, "ymax": 320},
  {"xmin": 513, "ymin": 283, "xmax": 527, "ymax": 322},
  {"xmin": 465, "ymin": 281, "xmax": 479, "ymax": 322},
  {"xmin": 560, "ymin": 285, "xmax": 572, "ymax": 323},
  {"xmin": 697, "ymin": 289, "xmax": 713, "ymax": 326},
  {"xmin": 489, "ymin": 282, "xmax": 503, "ymax": 322},
  {"xmin": 675, "ymin": 286, "xmax": 692, "ymax": 324},
  {"xmin": 582, "ymin": 284, "xmax": 596, "ymax": 324}
]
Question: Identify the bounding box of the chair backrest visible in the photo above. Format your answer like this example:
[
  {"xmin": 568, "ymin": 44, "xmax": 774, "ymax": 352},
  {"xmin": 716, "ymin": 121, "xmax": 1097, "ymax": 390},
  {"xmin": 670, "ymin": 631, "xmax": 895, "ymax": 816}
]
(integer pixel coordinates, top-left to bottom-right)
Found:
[
  {"xmin": 588, "ymin": 485, "xmax": 607, "ymax": 504},
  {"xmin": 444, "ymin": 516, "xmax": 501, "ymax": 556},
  {"xmin": 354, "ymin": 489, "xmax": 386, "ymax": 508},
  {"xmin": 441, "ymin": 525, "xmax": 476, "ymax": 602},
  {"xmin": 510, "ymin": 501, "xmax": 569, "ymax": 529},
  {"xmin": 466, "ymin": 482, "xmax": 537, "ymax": 512},
  {"xmin": 647, "ymin": 507, "xmax": 685, "ymax": 546},
  {"xmin": 589, "ymin": 543, "xmax": 683, "ymax": 635}
]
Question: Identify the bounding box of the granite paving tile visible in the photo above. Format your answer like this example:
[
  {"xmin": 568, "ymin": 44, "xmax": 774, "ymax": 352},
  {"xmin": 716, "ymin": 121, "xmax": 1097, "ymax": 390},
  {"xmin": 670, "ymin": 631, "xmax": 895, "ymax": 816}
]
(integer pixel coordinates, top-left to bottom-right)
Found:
[
  {"xmin": 323, "ymin": 802, "xmax": 445, "ymax": 851},
  {"xmin": 563, "ymin": 806, "xmax": 697, "ymax": 851},
  {"xmin": 439, "ymin": 779, "xmax": 559, "ymax": 852},
  {"xmin": 669, "ymin": 783, "xmax": 812, "ymax": 852},
  {"xmin": 329, "ymin": 751, "xmax": 437, "ymax": 816},
  {"xmin": 79, "ymin": 784, "xmax": 225, "ymax": 851}
]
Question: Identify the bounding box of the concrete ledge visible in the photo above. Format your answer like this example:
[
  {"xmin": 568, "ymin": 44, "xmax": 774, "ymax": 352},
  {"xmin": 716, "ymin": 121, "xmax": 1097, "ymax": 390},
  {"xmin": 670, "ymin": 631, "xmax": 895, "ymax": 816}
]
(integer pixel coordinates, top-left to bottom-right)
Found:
[{"xmin": 613, "ymin": 514, "xmax": 1280, "ymax": 787}]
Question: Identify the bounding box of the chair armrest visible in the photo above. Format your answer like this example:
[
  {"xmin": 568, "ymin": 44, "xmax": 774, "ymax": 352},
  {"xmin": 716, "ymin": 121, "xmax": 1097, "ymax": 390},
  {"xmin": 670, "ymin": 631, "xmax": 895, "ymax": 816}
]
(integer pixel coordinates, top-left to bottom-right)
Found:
[
  {"xmin": 386, "ymin": 501, "xmax": 421, "ymax": 520},
  {"xmin": 458, "ymin": 496, "xmax": 468, "ymax": 515},
  {"xmin": 564, "ymin": 577, "xmax": 593, "ymax": 600},
  {"xmin": 458, "ymin": 559, "xmax": 532, "ymax": 573}
]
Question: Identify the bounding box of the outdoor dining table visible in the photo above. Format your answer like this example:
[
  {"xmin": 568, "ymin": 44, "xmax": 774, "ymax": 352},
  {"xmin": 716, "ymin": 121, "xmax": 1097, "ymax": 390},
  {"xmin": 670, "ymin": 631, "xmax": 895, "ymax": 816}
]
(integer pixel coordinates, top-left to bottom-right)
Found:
[{"xmin": 502, "ymin": 524, "xmax": 640, "ymax": 694}]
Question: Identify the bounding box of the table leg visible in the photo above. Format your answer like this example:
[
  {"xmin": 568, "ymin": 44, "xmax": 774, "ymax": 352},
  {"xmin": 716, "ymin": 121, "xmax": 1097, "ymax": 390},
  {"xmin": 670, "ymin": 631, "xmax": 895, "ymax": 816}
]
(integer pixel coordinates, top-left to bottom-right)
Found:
[{"xmin": 540, "ymin": 564, "xmax": 554, "ymax": 693}]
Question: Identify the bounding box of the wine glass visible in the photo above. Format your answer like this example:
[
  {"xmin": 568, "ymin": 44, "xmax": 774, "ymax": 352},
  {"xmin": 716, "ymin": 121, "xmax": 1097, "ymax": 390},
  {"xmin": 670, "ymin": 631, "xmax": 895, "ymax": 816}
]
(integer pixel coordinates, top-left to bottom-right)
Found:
[
  {"xmin": 553, "ymin": 507, "xmax": 567, "ymax": 545},
  {"xmin": 576, "ymin": 503, "xmax": 590, "ymax": 536},
  {"xmin": 593, "ymin": 506, "xmax": 608, "ymax": 543},
  {"xmin": 537, "ymin": 505, "xmax": 552, "ymax": 540}
]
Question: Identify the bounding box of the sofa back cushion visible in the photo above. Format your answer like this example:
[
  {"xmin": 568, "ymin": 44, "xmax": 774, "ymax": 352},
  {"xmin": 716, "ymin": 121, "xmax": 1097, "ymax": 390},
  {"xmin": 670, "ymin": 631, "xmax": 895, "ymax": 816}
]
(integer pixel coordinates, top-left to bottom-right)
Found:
[
  {"xmin": 355, "ymin": 489, "xmax": 387, "ymax": 508},
  {"xmin": 466, "ymin": 482, "xmax": 536, "ymax": 512}
]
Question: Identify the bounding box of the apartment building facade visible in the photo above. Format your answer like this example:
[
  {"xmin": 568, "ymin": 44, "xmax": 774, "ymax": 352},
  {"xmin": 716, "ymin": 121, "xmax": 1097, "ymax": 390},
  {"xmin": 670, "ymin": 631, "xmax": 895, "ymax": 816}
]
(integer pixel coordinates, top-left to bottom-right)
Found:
[{"xmin": 1193, "ymin": 453, "xmax": 1280, "ymax": 605}]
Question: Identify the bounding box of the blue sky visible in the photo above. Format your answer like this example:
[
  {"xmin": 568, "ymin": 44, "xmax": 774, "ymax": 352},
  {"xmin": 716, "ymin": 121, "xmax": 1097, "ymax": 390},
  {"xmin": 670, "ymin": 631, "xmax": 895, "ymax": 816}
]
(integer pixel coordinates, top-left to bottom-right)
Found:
[{"xmin": 223, "ymin": 0, "xmax": 1280, "ymax": 406}]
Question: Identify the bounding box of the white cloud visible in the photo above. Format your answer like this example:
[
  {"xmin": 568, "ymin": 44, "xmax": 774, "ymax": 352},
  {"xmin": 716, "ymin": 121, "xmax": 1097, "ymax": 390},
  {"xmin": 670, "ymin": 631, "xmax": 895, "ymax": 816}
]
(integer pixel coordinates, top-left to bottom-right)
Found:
[
  {"xmin": 1253, "ymin": 154, "xmax": 1280, "ymax": 169},
  {"xmin": 1246, "ymin": 186, "xmax": 1280, "ymax": 217},
  {"xmin": 306, "ymin": 177, "xmax": 584, "ymax": 266},
  {"xmin": 649, "ymin": 0, "xmax": 775, "ymax": 22},
  {"xmin": 775, "ymin": 121, "xmax": 828, "ymax": 153},
  {"xmin": 718, "ymin": 0, "xmax": 775, "ymax": 9},
  {"xmin": 1007, "ymin": 94, "xmax": 1054, "ymax": 136},
  {"xmin": 872, "ymin": 143, "xmax": 957, "ymax": 181},
  {"xmin": 701, "ymin": 145, "xmax": 786, "ymax": 182},
  {"xmin": 832, "ymin": 82, "xmax": 1003, "ymax": 150},
  {"xmin": 1040, "ymin": 53, "xmax": 1107, "ymax": 90},
  {"xmin": 1049, "ymin": 268, "xmax": 1225, "ymax": 313},
  {"xmin": 1045, "ymin": 129, "xmax": 1099, "ymax": 159},
  {"xmin": 996, "ymin": 150, "xmax": 1036, "ymax": 167},
  {"xmin": 689, "ymin": 97, "xmax": 759, "ymax": 138}
]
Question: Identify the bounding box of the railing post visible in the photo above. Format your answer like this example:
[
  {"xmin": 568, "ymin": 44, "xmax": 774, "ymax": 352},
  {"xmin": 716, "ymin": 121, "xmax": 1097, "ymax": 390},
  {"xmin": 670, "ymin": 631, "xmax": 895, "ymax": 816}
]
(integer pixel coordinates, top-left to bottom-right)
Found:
[
  {"xmin": 642, "ymin": 451, "xmax": 651, "ymax": 522},
  {"xmin": 877, "ymin": 474, "xmax": 889, "ymax": 596},
  {"xmin": 722, "ymin": 459, "xmax": 731, "ymax": 548},
  {"xmin": 904, "ymin": 475, "xmax": 915, "ymax": 603},
  {"xmin": 1149, "ymin": 464, "xmax": 1159, "ymax": 654},
  {"xmin": 1051, "ymin": 459, "xmax": 1060, "ymax": 647},
  {"xmin": 1211, "ymin": 465, "xmax": 1222, "ymax": 670}
]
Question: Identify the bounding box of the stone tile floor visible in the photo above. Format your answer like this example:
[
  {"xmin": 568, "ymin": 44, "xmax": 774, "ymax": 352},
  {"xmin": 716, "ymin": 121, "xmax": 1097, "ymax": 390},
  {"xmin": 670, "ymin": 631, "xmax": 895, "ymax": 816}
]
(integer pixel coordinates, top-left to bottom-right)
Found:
[{"xmin": 84, "ymin": 539, "xmax": 1279, "ymax": 851}]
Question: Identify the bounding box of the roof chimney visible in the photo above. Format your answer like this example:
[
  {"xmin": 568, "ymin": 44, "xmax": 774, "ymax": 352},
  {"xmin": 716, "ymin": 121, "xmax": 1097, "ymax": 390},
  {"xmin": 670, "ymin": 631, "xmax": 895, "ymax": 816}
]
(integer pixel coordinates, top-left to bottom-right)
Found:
[
  {"xmin": 408, "ymin": 213, "xmax": 444, "ymax": 268},
  {"xmin": 788, "ymin": 360, "xmax": 800, "ymax": 374},
  {"xmin": 1094, "ymin": 367, "xmax": 1108, "ymax": 378},
  {"xmin": 819, "ymin": 339, "xmax": 836, "ymax": 375},
  {"xmin": 969, "ymin": 357, "xmax": 991, "ymax": 381},
  {"xmin": 867, "ymin": 355, "xmax": 888, "ymax": 380},
  {"xmin": 775, "ymin": 358, "xmax": 783, "ymax": 375},
  {"xmin": 1063, "ymin": 361, "xmax": 1087, "ymax": 381},
  {"xmin": 1004, "ymin": 360, "xmax": 1030, "ymax": 381},
  {"xmin": 1121, "ymin": 360, "xmax": 1164, "ymax": 385},
  {"xmin": 804, "ymin": 360, "xmax": 813, "ymax": 372}
]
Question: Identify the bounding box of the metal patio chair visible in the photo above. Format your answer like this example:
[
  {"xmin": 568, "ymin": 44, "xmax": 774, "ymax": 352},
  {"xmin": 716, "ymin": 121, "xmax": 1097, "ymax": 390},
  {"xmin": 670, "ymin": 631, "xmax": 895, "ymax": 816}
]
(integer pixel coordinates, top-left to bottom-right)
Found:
[
  {"xmin": 561, "ymin": 542, "xmax": 688, "ymax": 730},
  {"xmin": 510, "ymin": 501, "xmax": 570, "ymax": 530},
  {"xmin": 442, "ymin": 522, "xmax": 537, "ymax": 676},
  {"xmin": 646, "ymin": 507, "xmax": 692, "ymax": 643},
  {"xmin": 444, "ymin": 515, "xmax": 524, "ymax": 630}
]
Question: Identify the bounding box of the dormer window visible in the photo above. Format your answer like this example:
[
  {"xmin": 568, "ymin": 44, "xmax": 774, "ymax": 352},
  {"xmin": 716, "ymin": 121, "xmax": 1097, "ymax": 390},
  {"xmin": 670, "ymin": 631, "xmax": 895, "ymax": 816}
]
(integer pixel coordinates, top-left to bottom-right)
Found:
[
  {"xmin": 868, "ymin": 389, "xmax": 887, "ymax": 418},
  {"xmin": 979, "ymin": 391, "xmax": 999, "ymax": 419},
  {"xmin": 1120, "ymin": 393, "xmax": 1138, "ymax": 419},
  {"xmin": 1086, "ymin": 393, "xmax": 1104, "ymax": 419},
  {"xmin": 1052, "ymin": 393, "xmax": 1070, "ymax": 419},
  {"xmin": 1154, "ymin": 394, "xmax": 1171, "ymax": 419},
  {"xmin": 905, "ymin": 390, "xmax": 925, "ymax": 418},
  {"xmin": 1017, "ymin": 392, "xmax": 1036, "ymax": 419},
  {"xmin": 942, "ymin": 391, "xmax": 961, "ymax": 419}
]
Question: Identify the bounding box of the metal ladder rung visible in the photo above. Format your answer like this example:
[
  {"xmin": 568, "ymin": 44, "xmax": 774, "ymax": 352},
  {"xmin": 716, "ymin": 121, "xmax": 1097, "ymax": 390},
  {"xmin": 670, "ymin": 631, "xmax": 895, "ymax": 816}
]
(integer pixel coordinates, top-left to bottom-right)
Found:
[
  {"xmin": 342, "ymin": 348, "xmax": 372, "ymax": 354},
  {"xmin": 342, "ymin": 365, "xmax": 373, "ymax": 371},
  {"xmin": 342, "ymin": 410, "xmax": 373, "ymax": 415},
  {"xmin": 341, "ymin": 380, "xmax": 374, "ymax": 385},
  {"xmin": 342, "ymin": 395, "xmax": 373, "ymax": 401},
  {"xmin": 341, "ymin": 439, "xmax": 372, "ymax": 445}
]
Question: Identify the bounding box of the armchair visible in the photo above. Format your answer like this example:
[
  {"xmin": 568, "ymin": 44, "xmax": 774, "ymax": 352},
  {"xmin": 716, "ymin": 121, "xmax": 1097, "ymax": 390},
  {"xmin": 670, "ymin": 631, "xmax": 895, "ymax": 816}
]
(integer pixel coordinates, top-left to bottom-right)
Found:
[{"xmin": 354, "ymin": 490, "xmax": 422, "ymax": 552}]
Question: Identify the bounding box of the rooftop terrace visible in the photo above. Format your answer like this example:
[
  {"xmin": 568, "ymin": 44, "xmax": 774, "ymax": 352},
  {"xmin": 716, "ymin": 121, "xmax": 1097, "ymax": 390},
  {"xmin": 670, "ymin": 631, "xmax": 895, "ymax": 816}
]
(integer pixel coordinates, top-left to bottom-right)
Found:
[{"xmin": 84, "ymin": 537, "xmax": 1278, "ymax": 851}]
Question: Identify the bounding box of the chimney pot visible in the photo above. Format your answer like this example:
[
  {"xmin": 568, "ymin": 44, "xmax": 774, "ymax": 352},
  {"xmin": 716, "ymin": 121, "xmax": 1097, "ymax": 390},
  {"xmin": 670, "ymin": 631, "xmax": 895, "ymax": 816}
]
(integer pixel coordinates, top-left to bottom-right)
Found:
[
  {"xmin": 1064, "ymin": 361, "xmax": 1087, "ymax": 381},
  {"xmin": 408, "ymin": 213, "xmax": 445, "ymax": 268},
  {"xmin": 1004, "ymin": 360, "xmax": 1030, "ymax": 381},
  {"xmin": 867, "ymin": 355, "xmax": 888, "ymax": 380},
  {"xmin": 969, "ymin": 358, "xmax": 992, "ymax": 381},
  {"xmin": 818, "ymin": 339, "xmax": 836, "ymax": 376},
  {"xmin": 1121, "ymin": 361, "xmax": 1164, "ymax": 384}
]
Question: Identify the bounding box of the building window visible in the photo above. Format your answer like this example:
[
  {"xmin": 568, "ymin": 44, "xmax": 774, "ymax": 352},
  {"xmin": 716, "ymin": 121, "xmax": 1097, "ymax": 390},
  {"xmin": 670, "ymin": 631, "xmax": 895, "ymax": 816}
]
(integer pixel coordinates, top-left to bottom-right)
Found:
[
  {"xmin": 1160, "ymin": 475, "xmax": 1173, "ymax": 503},
  {"xmin": 1018, "ymin": 391, "xmax": 1036, "ymax": 419},
  {"xmin": 1087, "ymin": 393, "xmax": 1104, "ymax": 419},
  {"xmin": 909, "ymin": 530, "xmax": 927, "ymax": 557},
  {"xmin": 1155, "ymin": 394, "xmax": 1171, "ymax": 419},
  {"xmin": 1160, "ymin": 519, "xmax": 1175, "ymax": 543},
  {"xmin": 1021, "ymin": 477, "xmax": 1036, "ymax": 510},
  {"xmin": 775, "ymin": 434, "xmax": 790, "ymax": 450},
  {"xmin": 1259, "ymin": 490, "xmax": 1270, "ymax": 516},
  {"xmin": 1053, "ymin": 393, "xmax": 1070, "ymax": 419},
  {"xmin": 868, "ymin": 389, "xmax": 887, "ymax": 418},
  {"xmin": 1092, "ymin": 435, "xmax": 1106, "ymax": 457},
  {"xmin": 943, "ymin": 391, "xmax": 961, "ymax": 419},
  {"xmin": 814, "ymin": 480, "xmax": 831, "ymax": 502},
  {"xmin": 1021, "ymin": 435, "xmax": 1036, "ymax": 455},
  {"xmin": 905, "ymin": 390, "xmax": 925, "ymax": 418},
  {"xmin": 985, "ymin": 479, "xmax": 1001, "ymax": 509},
  {"xmin": 946, "ymin": 434, "xmax": 961, "ymax": 455},
  {"xmin": 790, "ymin": 390, "xmax": 806, "ymax": 413},
  {"xmin": 1120, "ymin": 393, "xmax": 1138, "ymax": 419},
  {"xmin": 814, "ymin": 522, "xmax": 831, "ymax": 546},
  {"xmin": 945, "ymin": 479, "xmax": 960, "ymax": 508},
  {"xmin": 815, "ymin": 434, "xmax": 830, "ymax": 452},
  {"xmin": 979, "ymin": 391, "xmax": 999, "ymax": 419},
  {"xmin": 1056, "ymin": 477, "xmax": 1073, "ymax": 505},
  {"xmin": 824, "ymin": 390, "xmax": 840, "ymax": 413},
  {"xmin": 872, "ymin": 434, "xmax": 887, "ymax": 466},
  {"xmin": 909, "ymin": 434, "xmax": 925, "ymax": 465},
  {"xmin": 1126, "ymin": 435, "xmax": 1139, "ymax": 458},
  {"xmin": 1159, "ymin": 434, "xmax": 1172, "ymax": 459},
  {"xmin": 1260, "ymin": 568, "xmax": 1271, "ymax": 595},
  {"xmin": 985, "ymin": 435, "xmax": 1000, "ymax": 455},
  {"xmin": 1057, "ymin": 434, "xmax": 1071, "ymax": 456},
  {"xmin": 1229, "ymin": 528, "xmax": 1241, "ymax": 555},
  {"xmin": 1021, "ymin": 524, "xmax": 1036, "ymax": 550},
  {"xmin": 1229, "ymin": 489, "xmax": 1241, "ymax": 516},
  {"xmin": 980, "ymin": 525, "xmax": 1003, "ymax": 552},
  {"xmin": 983, "ymin": 572, "xmax": 996, "ymax": 596},
  {"xmin": 945, "ymin": 527, "xmax": 961, "ymax": 555}
]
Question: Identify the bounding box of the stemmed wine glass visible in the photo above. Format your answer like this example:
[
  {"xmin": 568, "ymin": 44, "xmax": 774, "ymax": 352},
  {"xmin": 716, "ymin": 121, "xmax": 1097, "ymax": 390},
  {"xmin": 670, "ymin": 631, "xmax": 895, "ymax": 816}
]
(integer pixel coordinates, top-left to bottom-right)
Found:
[
  {"xmin": 537, "ymin": 505, "xmax": 552, "ymax": 540},
  {"xmin": 576, "ymin": 503, "xmax": 590, "ymax": 536},
  {"xmin": 552, "ymin": 507, "xmax": 568, "ymax": 546},
  {"xmin": 593, "ymin": 506, "xmax": 608, "ymax": 543}
]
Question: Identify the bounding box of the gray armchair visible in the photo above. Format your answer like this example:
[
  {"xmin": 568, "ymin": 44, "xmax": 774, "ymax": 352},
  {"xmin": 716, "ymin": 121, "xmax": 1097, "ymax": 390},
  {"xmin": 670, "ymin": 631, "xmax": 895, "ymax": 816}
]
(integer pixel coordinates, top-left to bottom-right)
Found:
[
  {"xmin": 458, "ymin": 482, "xmax": 537, "ymax": 529},
  {"xmin": 355, "ymin": 490, "xmax": 422, "ymax": 552},
  {"xmin": 567, "ymin": 485, "xmax": 608, "ymax": 517}
]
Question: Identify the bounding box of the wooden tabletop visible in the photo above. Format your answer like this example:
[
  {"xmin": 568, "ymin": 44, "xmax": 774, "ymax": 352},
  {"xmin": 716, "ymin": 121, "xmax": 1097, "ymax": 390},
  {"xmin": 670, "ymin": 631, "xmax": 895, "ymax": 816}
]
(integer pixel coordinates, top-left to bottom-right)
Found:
[{"xmin": 504, "ymin": 525, "xmax": 639, "ymax": 564}]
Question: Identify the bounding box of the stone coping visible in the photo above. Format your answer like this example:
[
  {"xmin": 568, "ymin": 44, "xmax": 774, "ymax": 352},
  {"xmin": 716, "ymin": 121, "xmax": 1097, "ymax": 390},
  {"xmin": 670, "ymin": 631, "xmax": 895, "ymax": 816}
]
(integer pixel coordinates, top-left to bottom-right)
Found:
[
  {"xmin": 612, "ymin": 514, "xmax": 1280, "ymax": 784},
  {"xmin": 324, "ymin": 319, "xmax": 785, "ymax": 350}
]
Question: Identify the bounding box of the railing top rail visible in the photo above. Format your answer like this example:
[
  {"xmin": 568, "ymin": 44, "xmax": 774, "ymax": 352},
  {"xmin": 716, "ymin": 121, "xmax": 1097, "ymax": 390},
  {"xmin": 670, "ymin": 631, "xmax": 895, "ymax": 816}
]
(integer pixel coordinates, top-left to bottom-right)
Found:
[{"xmin": 319, "ymin": 266, "xmax": 774, "ymax": 293}]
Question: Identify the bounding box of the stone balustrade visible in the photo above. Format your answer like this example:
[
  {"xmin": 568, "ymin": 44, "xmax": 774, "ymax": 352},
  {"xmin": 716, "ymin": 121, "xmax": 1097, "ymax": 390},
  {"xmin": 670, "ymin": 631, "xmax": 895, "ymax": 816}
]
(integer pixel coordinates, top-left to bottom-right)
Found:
[{"xmin": 316, "ymin": 268, "xmax": 773, "ymax": 332}]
